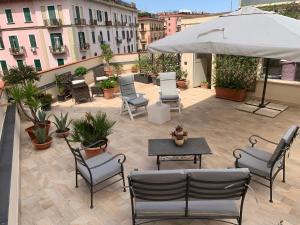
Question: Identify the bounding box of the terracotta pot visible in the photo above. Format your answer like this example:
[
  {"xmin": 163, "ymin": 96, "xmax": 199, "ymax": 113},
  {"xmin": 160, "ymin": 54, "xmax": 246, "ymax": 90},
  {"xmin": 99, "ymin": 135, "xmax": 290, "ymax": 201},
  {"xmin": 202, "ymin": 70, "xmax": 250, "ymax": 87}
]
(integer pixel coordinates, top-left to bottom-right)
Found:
[
  {"xmin": 82, "ymin": 139, "xmax": 108, "ymax": 159},
  {"xmin": 37, "ymin": 120, "xmax": 51, "ymax": 135},
  {"xmin": 26, "ymin": 121, "xmax": 51, "ymax": 140},
  {"xmin": 55, "ymin": 128, "xmax": 70, "ymax": 138},
  {"xmin": 131, "ymin": 68, "xmax": 138, "ymax": 73},
  {"xmin": 113, "ymin": 85, "xmax": 120, "ymax": 93},
  {"xmin": 200, "ymin": 83, "xmax": 209, "ymax": 89},
  {"xmin": 25, "ymin": 126, "xmax": 36, "ymax": 141},
  {"xmin": 215, "ymin": 87, "xmax": 246, "ymax": 102},
  {"xmin": 103, "ymin": 88, "xmax": 115, "ymax": 99},
  {"xmin": 176, "ymin": 80, "xmax": 188, "ymax": 90},
  {"xmin": 32, "ymin": 137, "xmax": 53, "ymax": 150}
]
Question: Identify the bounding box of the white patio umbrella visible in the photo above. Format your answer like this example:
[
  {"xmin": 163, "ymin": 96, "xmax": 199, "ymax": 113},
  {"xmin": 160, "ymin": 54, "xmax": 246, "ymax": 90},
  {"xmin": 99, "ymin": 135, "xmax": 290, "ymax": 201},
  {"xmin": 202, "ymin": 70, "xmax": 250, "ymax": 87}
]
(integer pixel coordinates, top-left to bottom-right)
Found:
[{"xmin": 148, "ymin": 6, "xmax": 300, "ymax": 107}]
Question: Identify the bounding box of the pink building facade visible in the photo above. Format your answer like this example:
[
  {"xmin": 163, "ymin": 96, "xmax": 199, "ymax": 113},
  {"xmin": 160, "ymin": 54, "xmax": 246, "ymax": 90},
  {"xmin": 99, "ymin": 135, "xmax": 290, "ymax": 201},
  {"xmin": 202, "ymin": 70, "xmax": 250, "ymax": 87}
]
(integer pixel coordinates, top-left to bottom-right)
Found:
[
  {"xmin": 158, "ymin": 13, "xmax": 181, "ymax": 36},
  {"xmin": 0, "ymin": 0, "xmax": 138, "ymax": 73}
]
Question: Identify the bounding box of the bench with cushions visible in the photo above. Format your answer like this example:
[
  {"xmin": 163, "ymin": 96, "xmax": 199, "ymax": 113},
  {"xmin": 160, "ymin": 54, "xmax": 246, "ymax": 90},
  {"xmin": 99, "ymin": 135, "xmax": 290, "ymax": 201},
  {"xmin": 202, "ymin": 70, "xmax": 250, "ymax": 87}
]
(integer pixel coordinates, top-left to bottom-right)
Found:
[{"xmin": 128, "ymin": 168, "xmax": 251, "ymax": 225}]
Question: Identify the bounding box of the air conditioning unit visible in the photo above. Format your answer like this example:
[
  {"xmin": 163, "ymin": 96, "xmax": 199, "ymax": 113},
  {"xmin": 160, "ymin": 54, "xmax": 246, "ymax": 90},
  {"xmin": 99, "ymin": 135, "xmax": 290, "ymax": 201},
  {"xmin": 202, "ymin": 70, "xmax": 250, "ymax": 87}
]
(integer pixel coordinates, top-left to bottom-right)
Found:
[{"xmin": 31, "ymin": 47, "xmax": 37, "ymax": 53}]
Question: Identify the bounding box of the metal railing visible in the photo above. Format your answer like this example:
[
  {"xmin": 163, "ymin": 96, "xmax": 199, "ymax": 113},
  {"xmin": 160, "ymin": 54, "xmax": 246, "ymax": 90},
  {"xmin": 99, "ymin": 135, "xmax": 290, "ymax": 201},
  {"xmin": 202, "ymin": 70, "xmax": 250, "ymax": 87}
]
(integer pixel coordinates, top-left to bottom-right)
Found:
[
  {"xmin": 9, "ymin": 46, "xmax": 25, "ymax": 56},
  {"xmin": 49, "ymin": 45, "xmax": 67, "ymax": 54}
]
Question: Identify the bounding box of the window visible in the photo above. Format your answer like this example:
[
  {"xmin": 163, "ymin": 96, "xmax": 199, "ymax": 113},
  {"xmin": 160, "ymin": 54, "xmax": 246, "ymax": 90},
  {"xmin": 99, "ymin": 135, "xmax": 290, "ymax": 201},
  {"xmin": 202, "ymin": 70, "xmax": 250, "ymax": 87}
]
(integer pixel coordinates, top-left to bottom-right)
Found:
[
  {"xmin": 131, "ymin": 44, "xmax": 133, "ymax": 52},
  {"xmin": 9, "ymin": 36, "xmax": 19, "ymax": 49},
  {"xmin": 0, "ymin": 61, "xmax": 8, "ymax": 74},
  {"xmin": 91, "ymin": 31, "xmax": 96, "ymax": 44},
  {"xmin": 57, "ymin": 58, "xmax": 64, "ymax": 66},
  {"xmin": 124, "ymin": 46, "xmax": 126, "ymax": 53},
  {"xmin": 89, "ymin": 9, "xmax": 93, "ymax": 21},
  {"xmin": 23, "ymin": 8, "xmax": 32, "ymax": 22},
  {"xmin": 127, "ymin": 45, "xmax": 130, "ymax": 53},
  {"xmin": 17, "ymin": 60, "xmax": 23, "ymax": 68},
  {"xmin": 75, "ymin": 6, "xmax": 81, "ymax": 19},
  {"xmin": 116, "ymin": 31, "xmax": 119, "ymax": 38},
  {"xmin": 117, "ymin": 47, "xmax": 120, "ymax": 54},
  {"xmin": 130, "ymin": 30, "xmax": 133, "ymax": 38},
  {"xmin": 48, "ymin": 6, "xmax": 56, "ymax": 20},
  {"xmin": 0, "ymin": 36, "xmax": 4, "ymax": 50},
  {"xmin": 104, "ymin": 11, "xmax": 108, "ymax": 22},
  {"xmin": 78, "ymin": 32, "xmax": 86, "ymax": 46},
  {"xmin": 97, "ymin": 10, "xmax": 102, "ymax": 22},
  {"xmin": 5, "ymin": 9, "xmax": 14, "ymax": 24},
  {"xmin": 122, "ymin": 30, "xmax": 125, "ymax": 39},
  {"xmin": 29, "ymin": 34, "xmax": 37, "ymax": 48},
  {"xmin": 99, "ymin": 31, "xmax": 103, "ymax": 43},
  {"xmin": 107, "ymin": 30, "xmax": 110, "ymax": 42},
  {"xmin": 50, "ymin": 33, "xmax": 63, "ymax": 48},
  {"xmin": 34, "ymin": 59, "xmax": 42, "ymax": 71}
]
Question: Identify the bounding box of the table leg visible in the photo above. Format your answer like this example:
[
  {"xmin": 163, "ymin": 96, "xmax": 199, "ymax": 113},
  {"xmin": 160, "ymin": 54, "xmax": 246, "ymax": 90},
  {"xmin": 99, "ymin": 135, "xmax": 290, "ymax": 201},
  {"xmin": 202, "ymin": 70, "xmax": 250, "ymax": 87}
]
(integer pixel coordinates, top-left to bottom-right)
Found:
[
  {"xmin": 194, "ymin": 155, "xmax": 197, "ymax": 164},
  {"xmin": 199, "ymin": 155, "xmax": 202, "ymax": 168},
  {"xmin": 157, "ymin": 156, "xmax": 160, "ymax": 170}
]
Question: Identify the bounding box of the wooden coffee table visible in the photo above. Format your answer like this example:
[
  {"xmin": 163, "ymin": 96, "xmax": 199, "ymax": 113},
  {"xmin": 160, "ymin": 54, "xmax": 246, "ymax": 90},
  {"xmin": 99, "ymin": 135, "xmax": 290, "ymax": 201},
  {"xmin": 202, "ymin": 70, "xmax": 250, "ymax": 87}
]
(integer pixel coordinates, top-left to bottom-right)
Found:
[{"xmin": 148, "ymin": 138, "xmax": 212, "ymax": 170}]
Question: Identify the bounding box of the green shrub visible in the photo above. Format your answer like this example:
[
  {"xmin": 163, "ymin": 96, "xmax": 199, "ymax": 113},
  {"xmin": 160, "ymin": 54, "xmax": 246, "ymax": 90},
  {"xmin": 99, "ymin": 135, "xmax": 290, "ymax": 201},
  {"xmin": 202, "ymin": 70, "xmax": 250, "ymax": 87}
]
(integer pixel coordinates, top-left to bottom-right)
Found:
[
  {"xmin": 74, "ymin": 66, "xmax": 87, "ymax": 76},
  {"xmin": 98, "ymin": 78, "xmax": 116, "ymax": 89}
]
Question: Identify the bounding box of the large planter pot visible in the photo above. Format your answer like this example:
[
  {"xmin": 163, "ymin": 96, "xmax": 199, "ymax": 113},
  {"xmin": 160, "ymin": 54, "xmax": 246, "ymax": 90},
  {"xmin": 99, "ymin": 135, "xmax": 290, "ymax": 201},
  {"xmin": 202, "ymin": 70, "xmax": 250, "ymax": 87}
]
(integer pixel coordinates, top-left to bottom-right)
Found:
[
  {"xmin": 103, "ymin": 88, "xmax": 115, "ymax": 99},
  {"xmin": 134, "ymin": 74, "xmax": 152, "ymax": 84},
  {"xmin": 26, "ymin": 121, "xmax": 51, "ymax": 140},
  {"xmin": 215, "ymin": 87, "xmax": 246, "ymax": 102},
  {"xmin": 32, "ymin": 137, "xmax": 53, "ymax": 150},
  {"xmin": 55, "ymin": 128, "xmax": 70, "ymax": 138},
  {"xmin": 82, "ymin": 139, "xmax": 108, "ymax": 159},
  {"xmin": 176, "ymin": 80, "xmax": 188, "ymax": 90}
]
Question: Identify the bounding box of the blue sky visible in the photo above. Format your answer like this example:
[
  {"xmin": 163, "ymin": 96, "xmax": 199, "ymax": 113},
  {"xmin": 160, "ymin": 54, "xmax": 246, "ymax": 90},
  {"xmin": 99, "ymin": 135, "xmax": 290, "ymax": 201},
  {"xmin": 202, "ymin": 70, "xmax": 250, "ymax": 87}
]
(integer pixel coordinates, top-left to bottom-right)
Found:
[{"xmin": 133, "ymin": 0, "xmax": 240, "ymax": 13}]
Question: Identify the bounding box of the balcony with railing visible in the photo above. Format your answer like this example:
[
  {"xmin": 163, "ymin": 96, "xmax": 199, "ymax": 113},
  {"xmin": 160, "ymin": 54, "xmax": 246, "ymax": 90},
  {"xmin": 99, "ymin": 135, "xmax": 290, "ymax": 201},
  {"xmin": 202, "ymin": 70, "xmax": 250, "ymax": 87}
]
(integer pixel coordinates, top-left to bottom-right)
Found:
[
  {"xmin": 105, "ymin": 20, "xmax": 112, "ymax": 26},
  {"xmin": 116, "ymin": 37, "xmax": 122, "ymax": 45},
  {"xmin": 80, "ymin": 43, "xmax": 90, "ymax": 51},
  {"xmin": 115, "ymin": 21, "xmax": 122, "ymax": 26},
  {"xmin": 49, "ymin": 45, "xmax": 67, "ymax": 55},
  {"xmin": 90, "ymin": 19, "xmax": 98, "ymax": 26},
  {"xmin": 44, "ymin": 18, "xmax": 62, "ymax": 28},
  {"xmin": 127, "ymin": 37, "xmax": 132, "ymax": 42},
  {"xmin": 9, "ymin": 46, "xmax": 25, "ymax": 56},
  {"xmin": 121, "ymin": 21, "xmax": 127, "ymax": 26},
  {"xmin": 75, "ymin": 18, "xmax": 86, "ymax": 26}
]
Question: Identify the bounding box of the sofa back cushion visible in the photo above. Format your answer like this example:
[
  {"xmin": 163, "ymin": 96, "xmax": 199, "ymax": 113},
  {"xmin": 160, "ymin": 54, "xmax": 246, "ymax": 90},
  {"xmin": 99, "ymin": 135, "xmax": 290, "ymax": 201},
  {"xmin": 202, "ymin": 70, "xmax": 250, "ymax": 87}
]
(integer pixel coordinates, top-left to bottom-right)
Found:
[
  {"xmin": 129, "ymin": 170, "xmax": 186, "ymax": 201},
  {"xmin": 119, "ymin": 74, "xmax": 137, "ymax": 99},
  {"xmin": 185, "ymin": 168, "xmax": 250, "ymax": 200}
]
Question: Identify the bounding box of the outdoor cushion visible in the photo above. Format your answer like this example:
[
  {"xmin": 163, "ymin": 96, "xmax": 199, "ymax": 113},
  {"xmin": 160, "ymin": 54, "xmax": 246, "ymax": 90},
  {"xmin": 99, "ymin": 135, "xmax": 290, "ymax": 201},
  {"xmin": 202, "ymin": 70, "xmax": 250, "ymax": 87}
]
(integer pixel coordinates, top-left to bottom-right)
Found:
[
  {"xmin": 135, "ymin": 201, "xmax": 185, "ymax": 217},
  {"xmin": 282, "ymin": 125, "xmax": 298, "ymax": 145},
  {"xmin": 72, "ymin": 80, "xmax": 85, "ymax": 85},
  {"xmin": 161, "ymin": 95, "xmax": 179, "ymax": 101},
  {"xmin": 128, "ymin": 97, "xmax": 149, "ymax": 106},
  {"xmin": 77, "ymin": 152, "xmax": 121, "ymax": 184},
  {"xmin": 188, "ymin": 200, "xmax": 239, "ymax": 218},
  {"xmin": 159, "ymin": 72, "xmax": 178, "ymax": 96},
  {"xmin": 267, "ymin": 138, "xmax": 286, "ymax": 168},
  {"xmin": 237, "ymin": 147, "xmax": 281, "ymax": 177},
  {"xmin": 96, "ymin": 76, "xmax": 108, "ymax": 81},
  {"xmin": 119, "ymin": 75, "xmax": 138, "ymax": 99}
]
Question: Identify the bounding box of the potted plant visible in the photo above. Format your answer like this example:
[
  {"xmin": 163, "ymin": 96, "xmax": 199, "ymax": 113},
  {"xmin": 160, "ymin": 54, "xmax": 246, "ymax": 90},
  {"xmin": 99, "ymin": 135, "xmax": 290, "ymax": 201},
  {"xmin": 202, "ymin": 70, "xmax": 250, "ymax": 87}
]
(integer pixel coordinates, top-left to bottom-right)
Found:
[
  {"xmin": 100, "ymin": 44, "xmax": 113, "ymax": 76},
  {"xmin": 131, "ymin": 64, "xmax": 139, "ymax": 73},
  {"xmin": 200, "ymin": 81, "xmax": 209, "ymax": 89},
  {"xmin": 36, "ymin": 110, "xmax": 52, "ymax": 134},
  {"xmin": 176, "ymin": 69, "xmax": 188, "ymax": 90},
  {"xmin": 32, "ymin": 127, "xmax": 53, "ymax": 150},
  {"xmin": 98, "ymin": 78, "xmax": 116, "ymax": 99},
  {"xmin": 170, "ymin": 125, "xmax": 188, "ymax": 146},
  {"xmin": 71, "ymin": 112, "xmax": 116, "ymax": 158},
  {"xmin": 110, "ymin": 75, "xmax": 120, "ymax": 93},
  {"xmin": 38, "ymin": 93, "xmax": 52, "ymax": 111},
  {"xmin": 214, "ymin": 55, "xmax": 258, "ymax": 102},
  {"xmin": 134, "ymin": 56, "xmax": 153, "ymax": 84},
  {"xmin": 3, "ymin": 65, "xmax": 40, "ymax": 86},
  {"xmin": 53, "ymin": 112, "xmax": 72, "ymax": 138},
  {"xmin": 55, "ymin": 75, "xmax": 66, "ymax": 102},
  {"xmin": 74, "ymin": 66, "xmax": 87, "ymax": 78}
]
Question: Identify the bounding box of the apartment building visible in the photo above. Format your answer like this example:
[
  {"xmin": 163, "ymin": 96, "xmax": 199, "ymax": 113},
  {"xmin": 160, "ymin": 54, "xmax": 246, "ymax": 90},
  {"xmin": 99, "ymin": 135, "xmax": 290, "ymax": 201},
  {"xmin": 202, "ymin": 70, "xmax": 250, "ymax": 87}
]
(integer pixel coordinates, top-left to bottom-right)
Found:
[
  {"xmin": 138, "ymin": 17, "xmax": 164, "ymax": 50},
  {"xmin": 240, "ymin": 0, "xmax": 298, "ymax": 6},
  {"xmin": 0, "ymin": 0, "xmax": 138, "ymax": 73}
]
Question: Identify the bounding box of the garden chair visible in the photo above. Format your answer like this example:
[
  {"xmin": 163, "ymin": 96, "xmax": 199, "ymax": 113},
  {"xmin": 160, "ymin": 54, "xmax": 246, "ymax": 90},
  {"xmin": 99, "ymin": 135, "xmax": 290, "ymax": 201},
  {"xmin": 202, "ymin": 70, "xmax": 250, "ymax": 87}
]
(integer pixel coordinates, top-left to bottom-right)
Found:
[
  {"xmin": 93, "ymin": 65, "xmax": 108, "ymax": 84},
  {"xmin": 119, "ymin": 74, "xmax": 149, "ymax": 120},
  {"xmin": 158, "ymin": 72, "xmax": 181, "ymax": 112},
  {"xmin": 64, "ymin": 138, "xmax": 126, "ymax": 208},
  {"xmin": 233, "ymin": 125, "xmax": 299, "ymax": 202}
]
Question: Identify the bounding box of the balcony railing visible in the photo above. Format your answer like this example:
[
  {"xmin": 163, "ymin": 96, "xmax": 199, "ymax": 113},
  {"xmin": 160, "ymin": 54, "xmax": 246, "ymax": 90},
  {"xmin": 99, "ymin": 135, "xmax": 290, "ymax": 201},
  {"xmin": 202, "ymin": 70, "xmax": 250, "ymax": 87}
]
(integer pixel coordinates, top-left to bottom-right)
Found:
[
  {"xmin": 75, "ymin": 18, "xmax": 86, "ymax": 26},
  {"xmin": 127, "ymin": 37, "xmax": 132, "ymax": 42},
  {"xmin": 115, "ymin": 21, "xmax": 121, "ymax": 26},
  {"xmin": 105, "ymin": 20, "xmax": 112, "ymax": 26},
  {"xmin": 49, "ymin": 45, "xmax": 67, "ymax": 55},
  {"xmin": 9, "ymin": 46, "xmax": 25, "ymax": 56},
  {"xmin": 44, "ymin": 18, "xmax": 62, "ymax": 28},
  {"xmin": 80, "ymin": 43, "xmax": 90, "ymax": 51},
  {"xmin": 121, "ymin": 21, "xmax": 127, "ymax": 26},
  {"xmin": 90, "ymin": 19, "xmax": 98, "ymax": 26},
  {"xmin": 116, "ymin": 37, "xmax": 122, "ymax": 44}
]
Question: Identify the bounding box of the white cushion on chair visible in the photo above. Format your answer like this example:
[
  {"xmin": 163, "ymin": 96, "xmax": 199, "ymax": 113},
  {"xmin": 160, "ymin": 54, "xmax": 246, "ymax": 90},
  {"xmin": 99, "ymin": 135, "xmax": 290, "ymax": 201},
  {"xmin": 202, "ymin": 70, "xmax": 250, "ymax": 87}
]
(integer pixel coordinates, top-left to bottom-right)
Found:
[
  {"xmin": 96, "ymin": 76, "xmax": 108, "ymax": 81},
  {"xmin": 72, "ymin": 80, "xmax": 85, "ymax": 85}
]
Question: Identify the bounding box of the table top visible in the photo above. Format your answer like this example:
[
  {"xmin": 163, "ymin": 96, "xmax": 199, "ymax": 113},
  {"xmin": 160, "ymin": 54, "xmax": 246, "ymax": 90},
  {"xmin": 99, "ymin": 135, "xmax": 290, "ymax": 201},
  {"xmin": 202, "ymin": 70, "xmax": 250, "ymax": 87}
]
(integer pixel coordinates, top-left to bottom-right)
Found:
[{"xmin": 148, "ymin": 138, "xmax": 212, "ymax": 156}]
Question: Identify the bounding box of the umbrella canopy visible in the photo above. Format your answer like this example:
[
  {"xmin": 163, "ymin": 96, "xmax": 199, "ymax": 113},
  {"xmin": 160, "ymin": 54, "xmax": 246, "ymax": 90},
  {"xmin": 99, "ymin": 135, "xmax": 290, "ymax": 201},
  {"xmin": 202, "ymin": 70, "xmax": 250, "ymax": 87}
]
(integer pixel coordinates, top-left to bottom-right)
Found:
[{"xmin": 149, "ymin": 6, "xmax": 300, "ymax": 62}]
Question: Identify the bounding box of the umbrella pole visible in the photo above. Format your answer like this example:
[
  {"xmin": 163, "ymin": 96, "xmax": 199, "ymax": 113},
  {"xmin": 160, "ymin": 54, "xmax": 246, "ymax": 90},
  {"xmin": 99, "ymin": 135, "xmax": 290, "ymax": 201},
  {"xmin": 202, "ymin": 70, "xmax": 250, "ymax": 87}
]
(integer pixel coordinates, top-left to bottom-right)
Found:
[{"xmin": 259, "ymin": 58, "xmax": 270, "ymax": 108}]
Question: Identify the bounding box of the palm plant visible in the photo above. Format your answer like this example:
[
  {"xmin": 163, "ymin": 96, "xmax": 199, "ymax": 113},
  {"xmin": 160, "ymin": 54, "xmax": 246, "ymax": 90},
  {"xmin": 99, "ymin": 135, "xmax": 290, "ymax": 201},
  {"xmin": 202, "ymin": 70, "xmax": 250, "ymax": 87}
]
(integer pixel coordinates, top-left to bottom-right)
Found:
[
  {"xmin": 71, "ymin": 112, "xmax": 116, "ymax": 147},
  {"xmin": 3, "ymin": 65, "xmax": 40, "ymax": 86},
  {"xmin": 53, "ymin": 112, "xmax": 72, "ymax": 132}
]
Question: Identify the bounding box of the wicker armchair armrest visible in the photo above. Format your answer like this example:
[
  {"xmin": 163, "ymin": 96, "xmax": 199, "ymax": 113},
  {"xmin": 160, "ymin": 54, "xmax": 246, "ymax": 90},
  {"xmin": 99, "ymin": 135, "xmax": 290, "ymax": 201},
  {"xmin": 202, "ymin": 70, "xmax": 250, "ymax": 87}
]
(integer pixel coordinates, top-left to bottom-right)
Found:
[
  {"xmin": 90, "ymin": 153, "xmax": 126, "ymax": 169},
  {"xmin": 249, "ymin": 135, "xmax": 278, "ymax": 147},
  {"xmin": 233, "ymin": 148, "xmax": 268, "ymax": 163}
]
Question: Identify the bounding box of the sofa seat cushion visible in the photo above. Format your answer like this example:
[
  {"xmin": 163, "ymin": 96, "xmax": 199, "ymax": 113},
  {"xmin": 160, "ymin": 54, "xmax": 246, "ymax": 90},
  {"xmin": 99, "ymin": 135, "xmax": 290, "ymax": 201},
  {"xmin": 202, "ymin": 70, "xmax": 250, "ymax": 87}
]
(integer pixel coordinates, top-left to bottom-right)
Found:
[
  {"xmin": 77, "ymin": 152, "xmax": 121, "ymax": 184},
  {"xmin": 188, "ymin": 200, "xmax": 239, "ymax": 218},
  {"xmin": 96, "ymin": 76, "xmax": 108, "ymax": 81},
  {"xmin": 128, "ymin": 96, "xmax": 149, "ymax": 106},
  {"xmin": 237, "ymin": 147, "xmax": 279, "ymax": 177},
  {"xmin": 135, "ymin": 201, "xmax": 185, "ymax": 217},
  {"xmin": 161, "ymin": 95, "xmax": 179, "ymax": 101}
]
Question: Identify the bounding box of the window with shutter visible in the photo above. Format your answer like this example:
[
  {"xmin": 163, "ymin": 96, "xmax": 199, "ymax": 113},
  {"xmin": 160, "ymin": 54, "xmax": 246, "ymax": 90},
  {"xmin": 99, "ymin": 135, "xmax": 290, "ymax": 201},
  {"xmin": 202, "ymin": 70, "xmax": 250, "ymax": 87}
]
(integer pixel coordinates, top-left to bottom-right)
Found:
[
  {"xmin": 5, "ymin": 9, "xmax": 14, "ymax": 24},
  {"xmin": 57, "ymin": 58, "xmax": 64, "ymax": 66},
  {"xmin": 0, "ymin": 61, "xmax": 8, "ymax": 73},
  {"xmin": 34, "ymin": 59, "xmax": 42, "ymax": 71},
  {"xmin": 9, "ymin": 36, "xmax": 19, "ymax": 49},
  {"xmin": 29, "ymin": 35, "xmax": 37, "ymax": 48},
  {"xmin": 0, "ymin": 37, "xmax": 4, "ymax": 50},
  {"xmin": 23, "ymin": 8, "xmax": 32, "ymax": 22}
]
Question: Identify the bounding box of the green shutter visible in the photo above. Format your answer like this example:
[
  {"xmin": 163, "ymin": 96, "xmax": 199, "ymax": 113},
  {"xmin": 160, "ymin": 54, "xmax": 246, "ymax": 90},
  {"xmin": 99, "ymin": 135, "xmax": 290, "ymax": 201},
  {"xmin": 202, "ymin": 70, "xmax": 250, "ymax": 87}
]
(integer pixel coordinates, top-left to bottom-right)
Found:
[
  {"xmin": 5, "ymin": 9, "xmax": 14, "ymax": 23},
  {"xmin": 34, "ymin": 59, "xmax": 42, "ymax": 71},
  {"xmin": 48, "ymin": 6, "xmax": 56, "ymax": 20},
  {"xmin": 17, "ymin": 60, "xmax": 23, "ymax": 68},
  {"xmin": 50, "ymin": 33, "xmax": 63, "ymax": 47},
  {"xmin": 23, "ymin": 8, "xmax": 32, "ymax": 22},
  {"xmin": 29, "ymin": 35, "xmax": 37, "ymax": 48},
  {"xmin": 57, "ymin": 58, "xmax": 64, "ymax": 66},
  {"xmin": 0, "ymin": 36, "xmax": 4, "ymax": 49},
  {"xmin": 0, "ymin": 61, "xmax": 8, "ymax": 73},
  {"xmin": 92, "ymin": 32, "xmax": 95, "ymax": 43},
  {"xmin": 75, "ymin": 6, "xmax": 80, "ymax": 19},
  {"xmin": 9, "ymin": 36, "xmax": 19, "ymax": 49}
]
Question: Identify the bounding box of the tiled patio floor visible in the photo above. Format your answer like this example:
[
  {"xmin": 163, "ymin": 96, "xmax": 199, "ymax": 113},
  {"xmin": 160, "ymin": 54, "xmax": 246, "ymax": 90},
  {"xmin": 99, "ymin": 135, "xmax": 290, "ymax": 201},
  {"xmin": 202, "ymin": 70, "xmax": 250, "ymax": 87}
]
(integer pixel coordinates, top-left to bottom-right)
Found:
[{"xmin": 20, "ymin": 83, "xmax": 300, "ymax": 225}]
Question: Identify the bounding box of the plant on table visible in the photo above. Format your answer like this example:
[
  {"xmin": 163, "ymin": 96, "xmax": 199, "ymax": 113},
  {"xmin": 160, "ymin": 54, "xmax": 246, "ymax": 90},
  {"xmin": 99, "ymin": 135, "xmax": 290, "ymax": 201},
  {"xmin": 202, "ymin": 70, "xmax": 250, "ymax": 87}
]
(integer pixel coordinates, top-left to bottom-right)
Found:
[
  {"xmin": 170, "ymin": 125, "xmax": 188, "ymax": 146},
  {"xmin": 53, "ymin": 112, "xmax": 72, "ymax": 138},
  {"xmin": 32, "ymin": 127, "xmax": 53, "ymax": 150},
  {"xmin": 71, "ymin": 112, "xmax": 116, "ymax": 158}
]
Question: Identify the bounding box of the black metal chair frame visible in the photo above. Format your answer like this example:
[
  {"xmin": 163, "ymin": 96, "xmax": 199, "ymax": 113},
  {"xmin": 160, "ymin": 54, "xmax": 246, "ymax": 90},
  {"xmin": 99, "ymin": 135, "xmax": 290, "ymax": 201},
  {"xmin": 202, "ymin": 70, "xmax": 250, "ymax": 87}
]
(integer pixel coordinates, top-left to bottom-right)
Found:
[
  {"xmin": 233, "ymin": 131, "xmax": 298, "ymax": 202},
  {"xmin": 64, "ymin": 138, "xmax": 126, "ymax": 208},
  {"xmin": 128, "ymin": 173, "xmax": 251, "ymax": 225}
]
